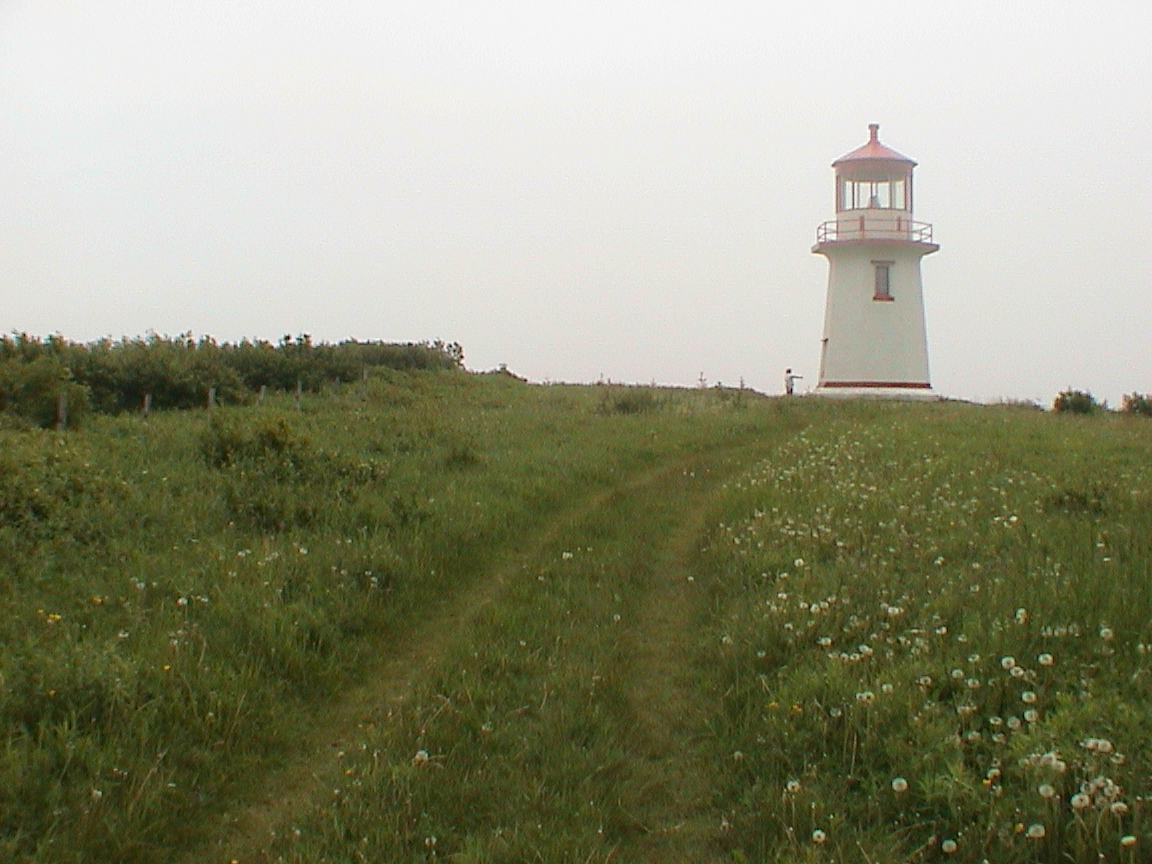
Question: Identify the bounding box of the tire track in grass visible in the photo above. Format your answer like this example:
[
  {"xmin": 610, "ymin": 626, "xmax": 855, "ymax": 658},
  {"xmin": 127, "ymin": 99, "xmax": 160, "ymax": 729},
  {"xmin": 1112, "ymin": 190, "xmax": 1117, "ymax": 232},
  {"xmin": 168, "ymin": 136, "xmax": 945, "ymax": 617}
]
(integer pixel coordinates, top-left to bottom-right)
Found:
[
  {"xmin": 607, "ymin": 446, "xmax": 763, "ymax": 864},
  {"xmin": 184, "ymin": 453, "xmax": 750, "ymax": 864}
]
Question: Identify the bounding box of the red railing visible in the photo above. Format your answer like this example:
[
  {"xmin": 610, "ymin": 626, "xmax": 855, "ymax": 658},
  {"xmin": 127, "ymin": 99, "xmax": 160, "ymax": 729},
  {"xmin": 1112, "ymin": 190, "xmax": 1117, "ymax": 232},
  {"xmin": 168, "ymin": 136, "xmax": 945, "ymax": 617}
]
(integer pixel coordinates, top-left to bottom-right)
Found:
[{"xmin": 816, "ymin": 217, "xmax": 933, "ymax": 244}]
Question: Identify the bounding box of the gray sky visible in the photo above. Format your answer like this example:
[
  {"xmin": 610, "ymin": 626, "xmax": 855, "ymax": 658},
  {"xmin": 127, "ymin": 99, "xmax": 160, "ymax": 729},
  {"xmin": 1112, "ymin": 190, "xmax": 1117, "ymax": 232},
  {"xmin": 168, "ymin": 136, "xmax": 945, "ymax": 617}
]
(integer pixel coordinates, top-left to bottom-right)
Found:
[{"xmin": 1, "ymin": 1, "xmax": 1149, "ymax": 403}]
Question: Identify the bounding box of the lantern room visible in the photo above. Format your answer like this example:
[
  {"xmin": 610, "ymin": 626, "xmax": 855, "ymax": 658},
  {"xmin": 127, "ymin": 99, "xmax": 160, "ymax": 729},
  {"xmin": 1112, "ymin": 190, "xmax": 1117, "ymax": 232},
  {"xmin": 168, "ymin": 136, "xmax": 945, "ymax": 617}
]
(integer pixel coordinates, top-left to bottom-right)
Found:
[
  {"xmin": 815, "ymin": 123, "xmax": 934, "ymax": 246},
  {"xmin": 834, "ymin": 123, "xmax": 915, "ymax": 214}
]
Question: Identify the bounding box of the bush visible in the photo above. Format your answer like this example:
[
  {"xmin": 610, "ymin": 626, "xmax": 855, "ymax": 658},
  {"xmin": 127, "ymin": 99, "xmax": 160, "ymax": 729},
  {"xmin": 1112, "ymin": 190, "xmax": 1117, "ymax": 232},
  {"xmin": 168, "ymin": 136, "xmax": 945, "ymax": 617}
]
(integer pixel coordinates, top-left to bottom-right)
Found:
[
  {"xmin": 599, "ymin": 386, "xmax": 663, "ymax": 415},
  {"xmin": 1053, "ymin": 389, "xmax": 1097, "ymax": 414},
  {"xmin": 0, "ymin": 357, "xmax": 90, "ymax": 428},
  {"xmin": 201, "ymin": 413, "xmax": 389, "ymax": 532},
  {"xmin": 1121, "ymin": 392, "xmax": 1152, "ymax": 417}
]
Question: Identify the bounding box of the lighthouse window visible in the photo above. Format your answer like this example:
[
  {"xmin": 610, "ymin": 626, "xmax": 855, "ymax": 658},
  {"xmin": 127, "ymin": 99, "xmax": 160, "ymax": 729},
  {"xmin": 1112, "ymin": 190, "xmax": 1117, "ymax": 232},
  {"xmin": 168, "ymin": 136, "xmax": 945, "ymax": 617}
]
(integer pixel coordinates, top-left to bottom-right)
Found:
[
  {"xmin": 873, "ymin": 262, "xmax": 893, "ymax": 301},
  {"xmin": 842, "ymin": 179, "xmax": 908, "ymax": 210}
]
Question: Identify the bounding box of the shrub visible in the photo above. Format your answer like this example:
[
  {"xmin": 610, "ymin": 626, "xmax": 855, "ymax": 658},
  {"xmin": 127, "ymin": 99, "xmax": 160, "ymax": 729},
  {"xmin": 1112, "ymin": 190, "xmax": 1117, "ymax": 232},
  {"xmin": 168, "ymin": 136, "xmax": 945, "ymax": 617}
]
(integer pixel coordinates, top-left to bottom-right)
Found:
[
  {"xmin": 1053, "ymin": 389, "xmax": 1097, "ymax": 414},
  {"xmin": 599, "ymin": 386, "xmax": 663, "ymax": 415},
  {"xmin": 0, "ymin": 357, "xmax": 90, "ymax": 428},
  {"xmin": 1121, "ymin": 392, "xmax": 1152, "ymax": 417},
  {"xmin": 201, "ymin": 413, "xmax": 388, "ymax": 532}
]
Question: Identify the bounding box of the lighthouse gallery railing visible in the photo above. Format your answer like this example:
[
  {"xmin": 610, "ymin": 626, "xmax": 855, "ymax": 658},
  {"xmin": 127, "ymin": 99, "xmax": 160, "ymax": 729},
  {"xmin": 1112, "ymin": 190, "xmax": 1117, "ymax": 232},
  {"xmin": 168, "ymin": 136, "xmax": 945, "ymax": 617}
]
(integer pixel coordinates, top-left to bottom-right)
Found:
[{"xmin": 816, "ymin": 217, "xmax": 934, "ymax": 244}]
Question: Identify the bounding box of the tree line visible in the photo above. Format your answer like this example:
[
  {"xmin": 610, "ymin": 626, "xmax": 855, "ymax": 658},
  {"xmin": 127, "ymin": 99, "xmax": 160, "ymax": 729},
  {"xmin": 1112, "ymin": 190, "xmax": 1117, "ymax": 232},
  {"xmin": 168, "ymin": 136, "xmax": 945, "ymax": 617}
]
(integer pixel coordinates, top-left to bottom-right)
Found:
[{"xmin": 0, "ymin": 333, "xmax": 464, "ymax": 427}]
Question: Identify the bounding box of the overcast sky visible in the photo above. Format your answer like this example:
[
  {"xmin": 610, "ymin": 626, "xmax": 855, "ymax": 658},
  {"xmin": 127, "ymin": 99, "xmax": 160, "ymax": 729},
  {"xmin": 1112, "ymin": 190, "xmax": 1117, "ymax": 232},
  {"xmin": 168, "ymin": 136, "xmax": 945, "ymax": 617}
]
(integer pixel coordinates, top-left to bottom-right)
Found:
[{"xmin": 1, "ymin": 1, "xmax": 1149, "ymax": 403}]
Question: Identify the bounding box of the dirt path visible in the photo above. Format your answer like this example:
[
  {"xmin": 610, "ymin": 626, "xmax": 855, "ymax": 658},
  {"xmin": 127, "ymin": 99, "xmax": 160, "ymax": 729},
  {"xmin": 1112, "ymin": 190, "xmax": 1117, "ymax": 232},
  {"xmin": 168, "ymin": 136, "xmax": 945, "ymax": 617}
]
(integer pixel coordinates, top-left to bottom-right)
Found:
[{"xmin": 185, "ymin": 448, "xmax": 757, "ymax": 864}]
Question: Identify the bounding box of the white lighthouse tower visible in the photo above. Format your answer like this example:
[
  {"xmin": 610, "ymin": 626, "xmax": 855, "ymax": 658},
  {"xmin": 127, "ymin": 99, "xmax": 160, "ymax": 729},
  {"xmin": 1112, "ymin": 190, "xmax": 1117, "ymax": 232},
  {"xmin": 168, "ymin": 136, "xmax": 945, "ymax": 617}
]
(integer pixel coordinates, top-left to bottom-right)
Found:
[{"xmin": 813, "ymin": 124, "xmax": 938, "ymax": 398}]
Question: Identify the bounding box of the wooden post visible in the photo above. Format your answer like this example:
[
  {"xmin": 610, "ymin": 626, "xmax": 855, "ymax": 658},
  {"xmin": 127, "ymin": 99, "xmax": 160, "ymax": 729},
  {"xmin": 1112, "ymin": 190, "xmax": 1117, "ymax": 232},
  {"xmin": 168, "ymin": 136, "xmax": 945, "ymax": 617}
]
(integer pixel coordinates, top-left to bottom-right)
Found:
[
  {"xmin": 142, "ymin": 393, "xmax": 152, "ymax": 417},
  {"xmin": 258, "ymin": 385, "xmax": 267, "ymax": 405},
  {"xmin": 207, "ymin": 387, "xmax": 217, "ymax": 409},
  {"xmin": 361, "ymin": 367, "xmax": 369, "ymax": 401},
  {"xmin": 295, "ymin": 379, "xmax": 303, "ymax": 410},
  {"xmin": 55, "ymin": 392, "xmax": 68, "ymax": 431}
]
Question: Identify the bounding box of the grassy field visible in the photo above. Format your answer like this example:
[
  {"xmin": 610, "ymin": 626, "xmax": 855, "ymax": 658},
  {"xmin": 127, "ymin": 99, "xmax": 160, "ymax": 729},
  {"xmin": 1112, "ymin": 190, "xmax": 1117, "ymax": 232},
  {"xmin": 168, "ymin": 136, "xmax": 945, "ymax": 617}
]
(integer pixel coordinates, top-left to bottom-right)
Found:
[{"xmin": 1, "ymin": 374, "xmax": 1149, "ymax": 863}]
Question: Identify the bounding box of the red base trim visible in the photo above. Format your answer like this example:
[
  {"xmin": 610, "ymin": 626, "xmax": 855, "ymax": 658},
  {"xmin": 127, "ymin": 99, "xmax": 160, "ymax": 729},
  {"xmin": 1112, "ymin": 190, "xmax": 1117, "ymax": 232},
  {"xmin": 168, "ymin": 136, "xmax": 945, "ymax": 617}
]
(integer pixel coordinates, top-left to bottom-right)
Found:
[{"xmin": 820, "ymin": 381, "xmax": 931, "ymax": 389}]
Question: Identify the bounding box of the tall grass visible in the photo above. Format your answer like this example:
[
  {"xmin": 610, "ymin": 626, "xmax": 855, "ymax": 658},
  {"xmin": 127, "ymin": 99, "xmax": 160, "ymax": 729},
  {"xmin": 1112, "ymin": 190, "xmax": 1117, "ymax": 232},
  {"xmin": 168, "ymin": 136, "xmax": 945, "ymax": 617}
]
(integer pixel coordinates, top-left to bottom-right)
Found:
[
  {"xmin": 699, "ymin": 404, "xmax": 1152, "ymax": 863},
  {"xmin": 4, "ymin": 381, "xmax": 1150, "ymax": 863},
  {"xmin": 0, "ymin": 371, "xmax": 790, "ymax": 862}
]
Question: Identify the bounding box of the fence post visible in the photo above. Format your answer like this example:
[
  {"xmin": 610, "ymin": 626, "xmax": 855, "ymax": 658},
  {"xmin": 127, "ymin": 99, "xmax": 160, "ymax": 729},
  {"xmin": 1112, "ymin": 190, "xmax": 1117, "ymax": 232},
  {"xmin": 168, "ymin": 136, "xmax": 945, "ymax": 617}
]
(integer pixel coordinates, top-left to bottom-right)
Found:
[
  {"xmin": 207, "ymin": 387, "xmax": 217, "ymax": 409},
  {"xmin": 361, "ymin": 367, "xmax": 369, "ymax": 401},
  {"xmin": 142, "ymin": 393, "xmax": 152, "ymax": 417},
  {"xmin": 55, "ymin": 392, "xmax": 68, "ymax": 431},
  {"xmin": 295, "ymin": 379, "xmax": 303, "ymax": 410},
  {"xmin": 258, "ymin": 385, "xmax": 267, "ymax": 405}
]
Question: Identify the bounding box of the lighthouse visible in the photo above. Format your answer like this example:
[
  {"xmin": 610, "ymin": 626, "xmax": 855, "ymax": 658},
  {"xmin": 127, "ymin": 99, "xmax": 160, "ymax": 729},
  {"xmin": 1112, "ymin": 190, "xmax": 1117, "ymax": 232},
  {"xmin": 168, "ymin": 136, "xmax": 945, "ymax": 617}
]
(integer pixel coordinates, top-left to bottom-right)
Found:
[{"xmin": 813, "ymin": 124, "xmax": 938, "ymax": 398}]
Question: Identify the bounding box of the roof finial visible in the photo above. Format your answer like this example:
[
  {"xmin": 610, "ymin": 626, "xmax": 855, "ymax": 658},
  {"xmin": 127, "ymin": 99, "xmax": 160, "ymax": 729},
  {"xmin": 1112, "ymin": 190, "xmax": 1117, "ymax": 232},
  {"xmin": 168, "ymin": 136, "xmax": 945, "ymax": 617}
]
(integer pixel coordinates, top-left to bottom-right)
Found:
[{"xmin": 868, "ymin": 123, "xmax": 879, "ymax": 142}]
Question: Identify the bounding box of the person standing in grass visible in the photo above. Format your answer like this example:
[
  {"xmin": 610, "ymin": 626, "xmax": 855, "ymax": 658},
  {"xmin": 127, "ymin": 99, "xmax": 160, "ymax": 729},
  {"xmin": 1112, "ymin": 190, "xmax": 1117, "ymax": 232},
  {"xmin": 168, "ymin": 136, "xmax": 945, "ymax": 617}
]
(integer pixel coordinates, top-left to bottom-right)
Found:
[{"xmin": 784, "ymin": 368, "xmax": 803, "ymax": 395}]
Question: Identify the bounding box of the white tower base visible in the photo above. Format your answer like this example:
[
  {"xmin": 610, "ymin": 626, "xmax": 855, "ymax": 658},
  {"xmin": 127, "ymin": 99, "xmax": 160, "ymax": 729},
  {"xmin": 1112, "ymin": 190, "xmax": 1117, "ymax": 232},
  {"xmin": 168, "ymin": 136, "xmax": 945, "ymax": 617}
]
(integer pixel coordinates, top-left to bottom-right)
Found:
[{"xmin": 812, "ymin": 385, "xmax": 939, "ymax": 401}]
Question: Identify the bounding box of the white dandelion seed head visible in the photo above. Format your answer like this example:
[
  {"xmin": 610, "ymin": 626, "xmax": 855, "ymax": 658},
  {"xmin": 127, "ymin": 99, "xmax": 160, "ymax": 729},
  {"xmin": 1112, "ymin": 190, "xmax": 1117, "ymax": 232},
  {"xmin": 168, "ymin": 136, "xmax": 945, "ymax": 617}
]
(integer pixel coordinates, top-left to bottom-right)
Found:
[
  {"xmin": 1100, "ymin": 626, "xmax": 1115, "ymax": 641},
  {"xmin": 1022, "ymin": 691, "xmax": 1038, "ymax": 704},
  {"xmin": 1024, "ymin": 709, "xmax": 1040, "ymax": 723},
  {"xmin": 1026, "ymin": 824, "xmax": 1046, "ymax": 839},
  {"xmin": 1038, "ymin": 784, "xmax": 1056, "ymax": 799},
  {"xmin": 1010, "ymin": 665, "xmax": 1026, "ymax": 678},
  {"xmin": 1071, "ymin": 792, "xmax": 1091, "ymax": 810},
  {"xmin": 1121, "ymin": 835, "xmax": 1137, "ymax": 848},
  {"xmin": 942, "ymin": 839, "xmax": 958, "ymax": 854},
  {"xmin": 881, "ymin": 683, "xmax": 894, "ymax": 694},
  {"xmin": 811, "ymin": 829, "xmax": 826, "ymax": 844},
  {"xmin": 891, "ymin": 777, "xmax": 909, "ymax": 793},
  {"xmin": 785, "ymin": 779, "xmax": 802, "ymax": 794},
  {"xmin": 951, "ymin": 668, "xmax": 964, "ymax": 680},
  {"xmin": 1038, "ymin": 653, "xmax": 1055, "ymax": 666},
  {"xmin": 1001, "ymin": 656, "xmax": 1016, "ymax": 670},
  {"xmin": 1111, "ymin": 801, "xmax": 1129, "ymax": 815}
]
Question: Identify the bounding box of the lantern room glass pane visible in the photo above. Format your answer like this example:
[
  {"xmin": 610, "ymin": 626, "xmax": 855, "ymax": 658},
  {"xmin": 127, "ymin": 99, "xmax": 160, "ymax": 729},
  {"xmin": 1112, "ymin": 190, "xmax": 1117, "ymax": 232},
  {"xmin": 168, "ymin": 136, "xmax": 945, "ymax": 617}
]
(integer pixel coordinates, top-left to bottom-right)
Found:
[
  {"xmin": 892, "ymin": 178, "xmax": 906, "ymax": 210},
  {"xmin": 841, "ymin": 178, "xmax": 909, "ymax": 210}
]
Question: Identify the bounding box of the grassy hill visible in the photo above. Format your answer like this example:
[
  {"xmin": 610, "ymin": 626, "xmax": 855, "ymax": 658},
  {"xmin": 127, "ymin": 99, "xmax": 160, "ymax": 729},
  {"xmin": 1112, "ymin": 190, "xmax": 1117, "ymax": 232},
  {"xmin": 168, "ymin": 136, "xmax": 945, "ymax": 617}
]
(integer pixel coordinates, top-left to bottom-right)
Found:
[{"xmin": 1, "ymin": 372, "xmax": 1149, "ymax": 863}]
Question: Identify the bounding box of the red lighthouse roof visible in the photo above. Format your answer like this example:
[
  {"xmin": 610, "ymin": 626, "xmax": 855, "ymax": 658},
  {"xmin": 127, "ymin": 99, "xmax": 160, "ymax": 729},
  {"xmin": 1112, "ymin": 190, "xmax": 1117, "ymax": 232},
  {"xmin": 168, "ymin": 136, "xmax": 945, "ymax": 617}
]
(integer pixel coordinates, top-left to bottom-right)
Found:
[{"xmin": 833, "ymin": 123, "xmax": 916, "ymax": 167}]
